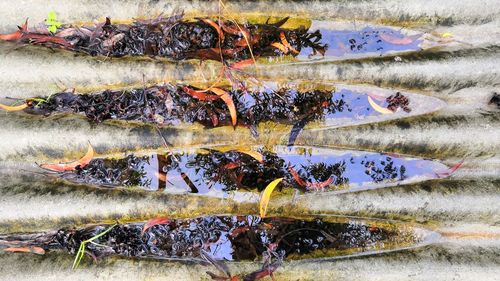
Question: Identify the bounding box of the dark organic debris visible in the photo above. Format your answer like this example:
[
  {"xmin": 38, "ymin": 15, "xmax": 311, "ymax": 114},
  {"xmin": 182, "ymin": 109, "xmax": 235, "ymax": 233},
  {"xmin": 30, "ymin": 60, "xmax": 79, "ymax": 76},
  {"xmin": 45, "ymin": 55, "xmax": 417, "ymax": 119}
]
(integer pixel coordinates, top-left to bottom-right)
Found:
[
  {"xmin": 0, "ymin": 216, "xmax": 409, "ymax": 263},
  {"xmin": 20, "ymin": 85, "xmax": 349, "ymax": 128},
  {"xmin": 386, "ymin": 92, "xmax": 411, "ymax": 113},
  {"xmin": 55, "ymin": 148, "xmax": 417, "ymax": 193},
  {"xmin": 489, "ymin": 92, "xmax": 500, "ymax": 108},
  {"xmin": 0, "ymin": 15, "xmax": 327, "ymax": 62}
]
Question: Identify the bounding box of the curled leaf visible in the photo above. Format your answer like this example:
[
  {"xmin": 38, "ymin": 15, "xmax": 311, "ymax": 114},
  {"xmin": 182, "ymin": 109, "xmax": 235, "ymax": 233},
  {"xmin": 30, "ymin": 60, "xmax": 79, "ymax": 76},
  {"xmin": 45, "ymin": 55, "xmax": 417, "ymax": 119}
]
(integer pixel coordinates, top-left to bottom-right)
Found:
[
  {"xmin": 0, "ymin": 103, "xmax": 27, "ymax": 112},
  {"xmin": 202, "ymin": 19, "xmax": 224, "ymax": 42},
  {"xmin": 367, "ymin": 96, "xmax": 393, "ymax": 114},
  {"xmin": 40, "ymin": 143, "xmax": 95, "ymax": 172},
  {"xmin": 210, "ymin": 88, "xmax": 237, "ymax": 126},
  {"xmin": 288, "ymin": 165, "xmax": 307, "ymax": 187},
  {"xmin": 183, "ymin": 86, "xmax": 219, "ymax": 101},
  {"xmin": 259, "ymin": 178, "xmax": 283, "ymax": 218},
  {"xmin": 142, "ymin": 217, "xmax": 170, "ymax": 235},
  {"xmin": 306, "ymin": 177, "xmax": 334, "ymax": 191},
  {"xmin": 237, "ymin": 149, "xmax": 264, "ymax": 163}
]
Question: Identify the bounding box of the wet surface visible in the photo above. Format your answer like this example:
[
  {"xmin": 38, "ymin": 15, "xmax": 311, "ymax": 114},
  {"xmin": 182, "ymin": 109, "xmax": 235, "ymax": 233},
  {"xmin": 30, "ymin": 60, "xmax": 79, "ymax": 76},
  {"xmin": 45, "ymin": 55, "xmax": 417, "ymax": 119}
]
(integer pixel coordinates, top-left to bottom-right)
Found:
[
  {"xmin": 3, "ymin": 83, "xmax": 443, "ymax": 132},
  {"xmin": 54, "ymin": 146, "xmax": 448, "ymax": 194},
  {"xmin": 0, "ymin": 215, "xmax": 433, "ymax": 262},
  {"xmin": 0, "ymin": 16, "xmax": 429, "ymax": 64},
  {"xmin": 0, "ymin": 1, "xmax": 498, "ymax": 280}
]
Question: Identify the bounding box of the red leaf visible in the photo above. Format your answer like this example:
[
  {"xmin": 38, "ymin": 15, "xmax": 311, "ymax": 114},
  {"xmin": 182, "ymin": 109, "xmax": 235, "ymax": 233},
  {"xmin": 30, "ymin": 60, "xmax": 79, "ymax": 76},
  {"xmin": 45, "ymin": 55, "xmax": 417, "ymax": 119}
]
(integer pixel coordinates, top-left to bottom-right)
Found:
[
  {"xmin": 306, "ymin": 177, "xmax": 334, "ymax": 191},
  {"xmin": 288, "ymin": 165, "xmax": 307, "ymax": 187},
  {"xmin": 437, "ymin": 159, "xmax": 465, "ymax": 178},
  {"xmin": 142, "ymin": 217, "xmax": 170, "ymax": 235},
  {"xmin": 224, "ymin": 162, "xmax": 240, "ymax": 170}
]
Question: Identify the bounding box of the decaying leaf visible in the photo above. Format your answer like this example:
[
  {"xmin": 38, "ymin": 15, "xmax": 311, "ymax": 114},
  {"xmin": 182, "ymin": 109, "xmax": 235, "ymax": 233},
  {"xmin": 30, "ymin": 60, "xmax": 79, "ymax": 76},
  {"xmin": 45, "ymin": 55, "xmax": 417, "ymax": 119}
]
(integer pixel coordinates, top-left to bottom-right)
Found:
[
  {"xmin": 367, "ymin": 96, "xmax": 393, "ymax": 114},
  {"xmin": 40, "ymin": 143, "xmax": 95, "ymax": 172},
  {"xmin": 259, "ymin": 178, "xmax": 283, "ymax": 218}
]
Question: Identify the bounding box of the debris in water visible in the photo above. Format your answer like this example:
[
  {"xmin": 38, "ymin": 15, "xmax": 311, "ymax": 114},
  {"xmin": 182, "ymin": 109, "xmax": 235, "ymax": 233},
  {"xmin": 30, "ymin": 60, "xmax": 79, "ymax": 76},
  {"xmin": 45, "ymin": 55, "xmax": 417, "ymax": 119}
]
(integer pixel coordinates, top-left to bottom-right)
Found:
[
  {"xmin": 0, "ymin": 15, "xmax": 326, "ymax": 63},
  {"xmin": 4, "ymin": 85, "xmax": 411, "ymax": 129},
  {"xmin": 45, "ymin": 146, "xmax": 448, "ymax": 194},
  {"xmin": 0, "ymin": 215, "xmax": 425, "ymax": 264},
  {"xmin": 259, "ymin": 178, "xmax": 284, "ymax": 218},
  {"xmin": 39, "ymin": 143, "xmax": 95, "ymax": 172}
]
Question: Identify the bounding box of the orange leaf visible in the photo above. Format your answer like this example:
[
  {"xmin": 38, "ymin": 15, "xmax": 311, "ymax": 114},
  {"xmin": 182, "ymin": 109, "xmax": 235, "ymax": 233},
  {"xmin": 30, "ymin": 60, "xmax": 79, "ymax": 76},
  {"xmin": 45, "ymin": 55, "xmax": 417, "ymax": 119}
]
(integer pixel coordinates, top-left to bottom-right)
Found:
[
  {"xmin": 142, "ymin": 217, "xmax": 170, "ymax": 235},
  {"xmin": 280, "ymin": 32, "xmax": 299, "ymax": 54},
  {"xmin": 202, "ymin": 19, "xmax": 224, "ymax": 42},
  {"xmin": 271, "ymin": 42, "xmax": 288, "ymax": 54},
  {"xmin": 210, "ymin": 88, "xmax": 237, "ymax": 126},
  {"xmin": 40, "ymin": 143, "xmax": 95, "ymax": 172},
  {"xmin": 0, "ymin": 103, "xmax": 27, "ymax": 112},
  {"xmin": 0, "ymin": 19, "xmax": 27, "ymax": 41},
  {"xmin": 183, "ymin": 86, "xmax": 219, "ymax": 101},
  {"xmin": 230, "ymin": 59, "xmax": 255, "ymax": 70},
  {"xmin": 4, "ymin": 246, "xmax": 45, "ymax": 255}
]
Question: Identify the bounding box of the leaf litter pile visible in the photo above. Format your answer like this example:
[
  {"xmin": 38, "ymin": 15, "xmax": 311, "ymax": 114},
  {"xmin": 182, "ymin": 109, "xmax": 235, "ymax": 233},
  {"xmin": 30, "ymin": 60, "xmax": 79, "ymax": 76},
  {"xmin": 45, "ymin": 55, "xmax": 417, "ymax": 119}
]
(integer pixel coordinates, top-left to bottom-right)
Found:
[
  {"xmin": 0, "ymin": 14, "xmax": 326, "ymax": 62},
  {"xmin": 39, "ymin": 146, "xmax": 448, "ymax": 194},
  {"xmin": 3, "ymin": 85, "xmax": 411, "ymax": 134},
  {"xmin": 0, "ymin": 215, "xmax": 416, "ymax": 265}
]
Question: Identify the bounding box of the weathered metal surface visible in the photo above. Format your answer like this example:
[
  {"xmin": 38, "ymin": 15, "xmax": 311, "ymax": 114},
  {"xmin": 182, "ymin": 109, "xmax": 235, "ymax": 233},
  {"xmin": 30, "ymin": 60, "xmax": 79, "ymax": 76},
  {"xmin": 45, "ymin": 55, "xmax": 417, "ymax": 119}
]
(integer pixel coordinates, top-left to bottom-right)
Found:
[{"xmin": 0, "ymin": 0, "xmax": 499, "ymax": 280}]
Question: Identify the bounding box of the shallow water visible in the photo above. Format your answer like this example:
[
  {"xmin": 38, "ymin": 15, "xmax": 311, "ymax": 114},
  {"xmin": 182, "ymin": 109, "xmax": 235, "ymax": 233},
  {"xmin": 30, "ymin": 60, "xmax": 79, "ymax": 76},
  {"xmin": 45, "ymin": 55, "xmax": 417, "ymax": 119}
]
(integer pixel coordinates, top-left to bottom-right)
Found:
[
  {"xmin": 55, "ymin": 146, "xmax": 448, "ymax": 196},
  {"xmin": 0, "ymin": 1, "xmax": 498, "ymax": 280}
]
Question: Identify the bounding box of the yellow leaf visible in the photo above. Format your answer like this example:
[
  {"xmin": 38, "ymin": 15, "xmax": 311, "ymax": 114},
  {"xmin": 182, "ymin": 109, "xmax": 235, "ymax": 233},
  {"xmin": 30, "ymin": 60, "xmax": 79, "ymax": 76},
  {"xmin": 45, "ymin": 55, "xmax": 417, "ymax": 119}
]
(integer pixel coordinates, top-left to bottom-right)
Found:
[
  {"xmin": 441, "ymin": 32, "xmax": 453, "ymax": 38},
  {"xmin": 259, "ymin": 178, "xmax": 283, "ymax": 218},
  {"xmin": 0, "ymin": 103, "xmax": 27, "ymax": 112},
  {"xmin": 367, "ymin": 96, "xmax": 393, "ymax": 114},
  {"xmin": 237, "ymin": 149, "xmax": 264, "ymax": 163}
]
